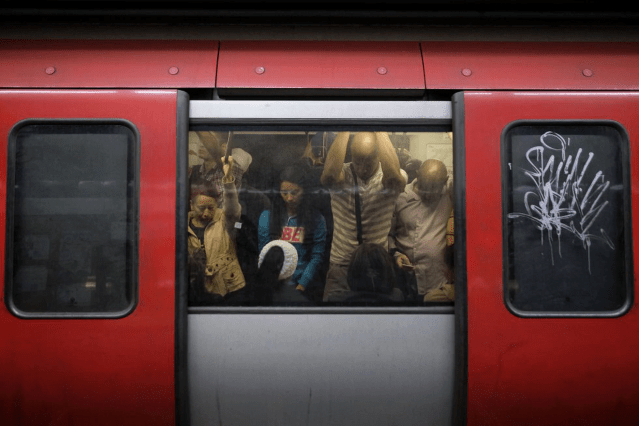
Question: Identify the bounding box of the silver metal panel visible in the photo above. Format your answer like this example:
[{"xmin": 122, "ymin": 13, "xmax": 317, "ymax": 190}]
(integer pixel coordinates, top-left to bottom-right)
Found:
[
  {"xmin": 188, "ymin": 313, "xmax": 455, "ymax": 426},
  {"xmin": 189, "ymin": 100, "xmax": 452, "ymax": 125}
]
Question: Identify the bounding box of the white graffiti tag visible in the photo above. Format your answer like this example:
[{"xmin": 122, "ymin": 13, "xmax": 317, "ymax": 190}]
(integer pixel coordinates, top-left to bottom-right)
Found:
[{"xmin": 508, "ymin": 131, "xmax": 615, "ymax": 273}]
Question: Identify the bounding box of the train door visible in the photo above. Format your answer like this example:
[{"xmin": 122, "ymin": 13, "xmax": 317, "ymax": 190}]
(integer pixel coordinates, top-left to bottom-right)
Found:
[
  {"xmin": 457, "ymin": 91, "xmax": 639, "ymax": 425},
  {"xmin": 0, "ymin": 90, "xmax": 187, "ymax": 425},
  {"xmin": 186, "ymin": 100, "xmax": 457, "ymax": 425}
]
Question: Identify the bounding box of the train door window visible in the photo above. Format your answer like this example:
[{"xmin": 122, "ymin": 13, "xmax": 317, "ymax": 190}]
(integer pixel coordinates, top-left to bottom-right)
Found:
[
  {"xmin": 503, "ymin": 122, "xmax": 633, "ymax": 316},
  {"xmin": 187, "ymin": 129, "xmax": 454, "ymax": 307},
  {"xmin": 5, "ymin": 121, "xmax": 138, "ymax": 317}
]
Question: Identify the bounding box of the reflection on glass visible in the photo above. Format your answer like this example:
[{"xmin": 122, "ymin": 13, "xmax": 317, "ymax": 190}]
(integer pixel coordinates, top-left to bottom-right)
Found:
[{"xmin": 187, "ymin": 130, "xmax": 454, "ymax": 307}]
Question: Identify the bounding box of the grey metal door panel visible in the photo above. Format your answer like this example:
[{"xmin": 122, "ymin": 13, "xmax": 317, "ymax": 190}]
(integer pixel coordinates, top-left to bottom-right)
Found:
[{"xmin": 188, "ymin": 313, "xmax": 455, "ymax": 426}]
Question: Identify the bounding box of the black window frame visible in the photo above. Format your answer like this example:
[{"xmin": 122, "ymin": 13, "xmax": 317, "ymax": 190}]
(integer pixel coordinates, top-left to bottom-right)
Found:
[
  {"xmin": 5, "ymin": 118, "xmax": 140, "ymax": 319},
  {"xmin": 501, "ymin": 119, "xmax": 634, "ymax": 318}
]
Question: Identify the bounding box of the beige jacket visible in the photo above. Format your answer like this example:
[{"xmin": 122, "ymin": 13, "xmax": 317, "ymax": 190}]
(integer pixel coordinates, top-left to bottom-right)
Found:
[{"xmin": 188, "ymin": 177, "xmax": 245, "ymax": 296}]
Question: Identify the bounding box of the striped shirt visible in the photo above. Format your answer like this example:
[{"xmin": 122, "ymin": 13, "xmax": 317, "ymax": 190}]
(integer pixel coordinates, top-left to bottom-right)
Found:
[{"xmin": 329, "ymin": 163, "xmax": 399, "ymax": 265}]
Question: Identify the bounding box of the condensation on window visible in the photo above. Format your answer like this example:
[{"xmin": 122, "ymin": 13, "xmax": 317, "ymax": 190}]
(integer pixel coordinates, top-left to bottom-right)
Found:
[{"xmin": 187, "ymin": 130, "xmax": 454, "ymax": 307}]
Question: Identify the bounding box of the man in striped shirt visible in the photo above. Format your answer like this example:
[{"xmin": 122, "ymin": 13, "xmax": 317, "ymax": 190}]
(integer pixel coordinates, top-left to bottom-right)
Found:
[{"xmin": 321, "ymin": 132, "xmax": 406, "ymax": 302}]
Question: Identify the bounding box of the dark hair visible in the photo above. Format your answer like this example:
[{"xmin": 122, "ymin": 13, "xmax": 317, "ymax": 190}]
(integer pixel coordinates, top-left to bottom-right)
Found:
[
  {"xmin": 397, "ymin": 150, "xmax": 412, "ymax": 169},
  {"xmin": 269, "ymin": 163, "xmax": 317, "ymax": 245},
  {"xmin": 404, "ymin": 158, "xmax": 423, "ymax": 184},
  {"xmin": 253, "ymin": 245, "xmax": 285, "ymax": 304},
  {"xmin": 347, "ymin": 243, "xmax": 397, "ymax": 294}
]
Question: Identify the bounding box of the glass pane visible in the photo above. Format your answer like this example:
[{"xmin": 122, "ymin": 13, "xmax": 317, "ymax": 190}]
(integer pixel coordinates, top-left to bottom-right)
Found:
[
  {"xmin": 187, "ymin": 130, "xmax": 454, "ymax": 307},
  {"xmin": 7, "ymin": 123, "xmax": 137, "ymax": 315},
  {"xmin": 504, "ymin": 124, "xmax": 631, "ymax": 313}
]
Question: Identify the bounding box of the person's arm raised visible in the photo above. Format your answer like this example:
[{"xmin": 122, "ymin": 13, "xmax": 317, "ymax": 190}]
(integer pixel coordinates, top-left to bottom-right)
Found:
[
  {"xmin": 376, "ymin": 132, "xmax": 406, "ymax": 193},
  {"xmin": 197, "ymin": 131, "xmax": 223, "ymax": 162},
  {"xmin": 221, "ymin": 156, "xmax": 241, "ymax": 219},
  {"xmin": 320, "ymin": 131, "xmax": 350, "ymax": 187}
]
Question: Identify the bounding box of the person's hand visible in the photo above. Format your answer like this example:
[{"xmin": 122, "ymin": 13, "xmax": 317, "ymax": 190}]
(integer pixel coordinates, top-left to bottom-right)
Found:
[
  {"xmin": 383, "ymin": 175, "xmax": 407, "ymax": 194},
  {"xmin": 222, "ymin": 155, "xmax": 234, "ymax": 179},
  {"xmin": 394, "ymin": 252, "xmax": 414, "ymax": 270},
  {"xmin": 295, "ymin": 284, "xmax": 305, "ymax": 292}
]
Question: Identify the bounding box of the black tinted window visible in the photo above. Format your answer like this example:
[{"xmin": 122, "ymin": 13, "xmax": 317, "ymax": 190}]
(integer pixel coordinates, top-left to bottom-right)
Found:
[{"xmin": 6, "ymin": 122, "xmax": 138, "ymax": 316}]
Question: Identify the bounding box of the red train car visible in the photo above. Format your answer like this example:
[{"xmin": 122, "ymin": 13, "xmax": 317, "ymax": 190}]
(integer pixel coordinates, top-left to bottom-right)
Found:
[{"xmin": 1, "ymin": 4, "xmax": 639, "ymax": 425}]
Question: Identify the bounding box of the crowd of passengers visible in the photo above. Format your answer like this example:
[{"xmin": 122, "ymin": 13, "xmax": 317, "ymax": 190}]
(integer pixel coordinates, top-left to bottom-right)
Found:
[{"xmin": 187, "ymin": 131, "xmax": 454, "ymax": 306}]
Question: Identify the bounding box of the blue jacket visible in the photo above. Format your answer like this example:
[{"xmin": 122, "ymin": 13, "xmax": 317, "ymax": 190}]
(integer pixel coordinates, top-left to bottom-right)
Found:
[{"xmin": 258, "ymin": 210, "xmax": 326, "ymax": 289}]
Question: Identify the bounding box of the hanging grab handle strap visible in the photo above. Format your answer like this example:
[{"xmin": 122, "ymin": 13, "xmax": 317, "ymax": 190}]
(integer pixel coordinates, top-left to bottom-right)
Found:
[{"xmin": 224, "ymin": 131, "xmax": 233, "ymax": 164}]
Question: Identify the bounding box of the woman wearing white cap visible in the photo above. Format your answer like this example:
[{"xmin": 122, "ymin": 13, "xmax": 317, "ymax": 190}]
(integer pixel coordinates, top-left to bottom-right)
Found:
[{"xmin": 255, "ymin": 240, "xmax": 307, "ymax": 304}]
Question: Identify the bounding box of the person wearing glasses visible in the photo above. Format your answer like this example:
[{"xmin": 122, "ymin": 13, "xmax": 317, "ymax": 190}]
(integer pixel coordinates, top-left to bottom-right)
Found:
[{"xmin": 258, "ymin": 163, "xmax": 327, "ymax": 302}]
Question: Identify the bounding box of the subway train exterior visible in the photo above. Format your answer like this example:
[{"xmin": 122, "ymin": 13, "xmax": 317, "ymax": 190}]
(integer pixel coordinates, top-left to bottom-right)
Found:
[{"xmin": 1, "ymin": 5, "xmax": 639, "ymax": 426}]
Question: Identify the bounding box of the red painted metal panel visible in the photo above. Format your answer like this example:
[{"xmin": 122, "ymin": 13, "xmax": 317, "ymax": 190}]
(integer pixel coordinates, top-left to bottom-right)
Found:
[
  {"xmin": 464, "ymin": 92, "xmax": 639, "ymax": 425},
  {"xmin": 423, "ymin": 42, "xmax": 639, "ymax": 90},
  {"xmin": 0, "ymin": 40, "xmax": 218, "ymax": 88},
  {"xmin": 0, "ymin": 90, "xmax": 177, "ymax": 425},
  {"xmin": 217, "ymin": 41, "xmax": 425, "ymax": 90}
]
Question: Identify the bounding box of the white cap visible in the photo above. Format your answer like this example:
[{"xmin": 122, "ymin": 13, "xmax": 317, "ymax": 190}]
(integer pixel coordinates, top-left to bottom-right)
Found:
[
  {"xmin": 230, "ymin": 148, "xmax": 253, "ymax": 172},
  {"xmin": 258, "ymin": 240, "xmax": 298, "ymax": 281}
]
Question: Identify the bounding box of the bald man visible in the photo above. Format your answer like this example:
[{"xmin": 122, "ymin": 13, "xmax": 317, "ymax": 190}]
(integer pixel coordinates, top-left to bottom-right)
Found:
[
  {"xmin": 389, "ymin": 159, "xmax": 454, "ymax": 302},
  {"xmin": 320, "ymin": 132, "xmax": 406, "ymax": 302}
]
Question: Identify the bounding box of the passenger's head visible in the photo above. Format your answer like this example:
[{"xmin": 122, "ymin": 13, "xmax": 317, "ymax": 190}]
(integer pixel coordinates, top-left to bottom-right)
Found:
[
  {"xmin": 279, "ymin": 165, "xmax": 307, "ymax": 211},
  {"xmin": 258, "ymin": 245, "xmax": 284, "ymax": 282},
  {"xmin": 347, "ymin": 243, "xmax": 397, "ymax": 294},
  {"xmin": 415, "ymin": 159, "xmax": 448, "ymax": 204},
  {"xmin": 255, "ymin": 241, "xmax": 298, "ymax": 304},
  {"xmin": 190, "ymin": 184, "xmax": 220, "ymax": 225},
  {"xmin": 350, "ymin": 132, "xmax": 379, "ymax": 181},
  {"xmin": 258, "ymin": 240, "xmax": 299, "ymax": 281},
  {"xmin": 397, "ymin": 148, "xmax": 412, "ymax": 169}
]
